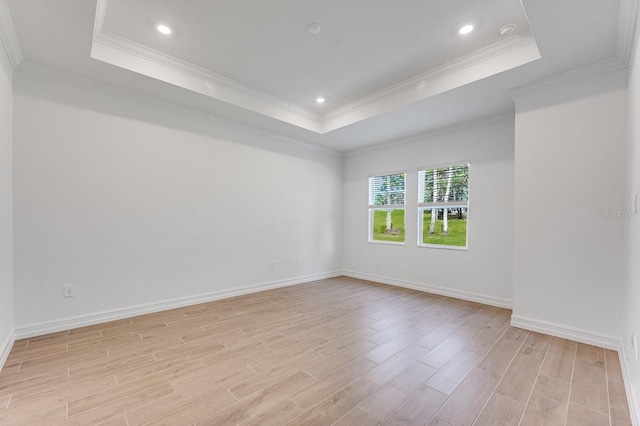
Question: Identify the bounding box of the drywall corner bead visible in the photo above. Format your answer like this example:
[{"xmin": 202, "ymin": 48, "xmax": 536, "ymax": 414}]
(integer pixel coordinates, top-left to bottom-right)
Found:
[{"xmin": 0, "ymin": 0, "xmax": 23, "ymax": 69}]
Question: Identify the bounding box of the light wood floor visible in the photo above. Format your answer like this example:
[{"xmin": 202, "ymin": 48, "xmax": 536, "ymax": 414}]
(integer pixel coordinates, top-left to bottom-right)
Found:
[{"xmin": 0, "ymin": 277, "xmax": 633, "ymax": 426}]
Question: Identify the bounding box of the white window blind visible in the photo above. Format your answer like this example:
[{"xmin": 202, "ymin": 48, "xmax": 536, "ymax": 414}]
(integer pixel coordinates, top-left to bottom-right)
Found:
[
  {"xmin": 418, "ymin": 165, "xmax": 469, "ymax": 207},
  {"xmin": 418, "ymin": 164, "xmax": 469, "ymax": 249},
  {"xmin": 369, "ymin": 173, "xmax": 406, "ymax": 207},
  {"xmin": 368, "ymin": 172, "xmax": 406, "ymax": 244}
]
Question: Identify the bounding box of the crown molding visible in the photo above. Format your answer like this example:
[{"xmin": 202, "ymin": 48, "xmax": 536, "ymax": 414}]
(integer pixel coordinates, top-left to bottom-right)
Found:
[
  {"xmin": 345, "ymin": 111, "xmax": 515, "ymax": 157},
  {"xmin": 92, "ymin": 0, "xmax": 323, "ymax": 133},
  {"xmin": 15, "ymin": 61, "xmax": 342, "ymax": 158},
  {"xmin": 617, "ymin": 0, "xmax": 639, "ymax": 64},
  {"xmin": 509, "ymin": 0, "xmax": 638, "ymax": 100},
  {"xmin": 508, "ymin": 57, "xmax": 627, "ymax": 100},
  {"xmin": 0, "ymin": 0, "xmax": 23, "ymax": 69},
  {"xmin": 323, "ymin": 31, "xmax": 539, "ymax": 133},
  {"xmin": 92, "ymin": 0, "xmax": 540, "ymax": 135},
  {"xmin": 15, "ymin": 60, "xmax": 518, "ymax": 159},
  {"xmin": 91, "ymin": 31, "xmax": 324, "ymax": 132}
]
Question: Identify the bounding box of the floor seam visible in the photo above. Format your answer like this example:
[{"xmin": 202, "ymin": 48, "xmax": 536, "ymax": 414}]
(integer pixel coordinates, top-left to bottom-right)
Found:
[{"xmin": 563, "ymin": 343, "xmax": 578, "ymax": 426}]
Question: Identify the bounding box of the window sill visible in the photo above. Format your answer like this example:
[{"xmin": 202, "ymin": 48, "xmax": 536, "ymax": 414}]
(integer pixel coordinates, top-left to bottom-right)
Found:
[
  {"xmin": 418, "ymin": 244, "xmax": 468, "ymax": 251},
  {"xmin": 369, "ymin": 241, "xmax": 405, "ymax": 246}
]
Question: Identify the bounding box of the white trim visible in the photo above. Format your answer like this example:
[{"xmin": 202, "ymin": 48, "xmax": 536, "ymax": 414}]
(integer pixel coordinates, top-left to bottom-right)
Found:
[
  {"xmin": 510, "ymin": 315, "xmax": 620, "ymax": 350},
  {"xmin": 15, "ymin": 61, "xmax": 342, "ymax": 158},
  {"xmin": 326, "ymin": 32, "xmax": 536, "ymax": 121},
  {"xmin": 14, "ymin": 271, "xmax": 341, "ymax": 339},
  {"xmin": 509, "ymin": 0, "xmax": 638, "ymax": 100},
  {"xmin": 0, "ymin": 329, "xmax": 15, "ymax": 373},
  {"xmin": 508, "ymin": 58, "xmax": 627, "ymax": 100},
  {"xmin": 91, "ymin": 31, "xmax": 324, "ymax": 133},
  {"xmin": 92, "ymin": 0, "xmax": 539, "ymax": 134},
  {"xmin": 617, "ymin": 0, "xmax": 639, "ymax": 65},
  {"xmin": 367, "ymin": 241, "xmax": 405, "ymax": 246},
  {"xmin": 0, "ymin": 0, "xmax": 23, "ymax": 69},
  {"xmin": 619, "ymin": 343, "xmax": 640, "ymax": 426},
  {"xmin": 344, "ymin": 112, "xmax": 515, "ymax": 157},
  {"xmin": 92, "ymin": 1, "xmax": 322, "ymax": 133},
  {"xmin": 342, "ymin": 270, "xmax": 512, "ymax": 309},
  {"xmin": 322, "ymin": 31, "xmax": 539, "ymax": 133},
  {"xmin": 93, "ymin": 0, "xmax": 108, "ymax": 38}
]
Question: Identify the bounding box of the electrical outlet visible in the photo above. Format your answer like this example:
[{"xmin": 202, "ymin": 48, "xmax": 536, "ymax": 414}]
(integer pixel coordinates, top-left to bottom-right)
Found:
[
  {"xmin": 375, "ymin": 258, "xmax": 381, "ymax": 265},
  {"xmin": 64, "ymin": 285, "xmax": 76, "ymax": 298},
  {"xmin": 271, "ymin": 261, "xmax": 277, "ymax": 270}
]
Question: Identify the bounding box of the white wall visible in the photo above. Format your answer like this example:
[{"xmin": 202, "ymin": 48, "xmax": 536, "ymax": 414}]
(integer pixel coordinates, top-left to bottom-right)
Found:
[
  {"xmin": 623, "ymin": 2, "xmax": 640, "ymax": 420},
  {"xmin": 512, "ymin": 70, "xmax": 627, "ymax": 345},
  {"xmin": 343, "ymin": 115, "xmax": 515, "ymax": 307},
  {"xmin": 12, "ymin": 72, "xmax": 343, "ymax": 333},
  {"xmin": 0, "ymin": 34, "xmax": 14, "ymax": 364}
]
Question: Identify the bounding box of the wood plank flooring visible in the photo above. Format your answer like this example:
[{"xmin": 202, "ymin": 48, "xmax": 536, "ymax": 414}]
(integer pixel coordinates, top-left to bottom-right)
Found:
[{"xmin": 0, "ymin": 277, "xmax": 633, "ymax": 425}]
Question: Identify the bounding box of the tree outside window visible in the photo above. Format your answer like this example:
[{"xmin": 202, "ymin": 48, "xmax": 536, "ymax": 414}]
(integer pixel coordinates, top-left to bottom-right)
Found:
[
  {"xmin": 369, "ymin": 172, "xmax": 405, "ymax": 244},
  {"xmin": 418, "ymin": 164, "xmax": 469, "ymax": 248}
]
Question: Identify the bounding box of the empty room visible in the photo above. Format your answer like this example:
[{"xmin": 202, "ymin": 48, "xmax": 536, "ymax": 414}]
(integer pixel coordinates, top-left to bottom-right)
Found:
[{"xmin": 0, "ymin": 0, "xmax": 639, "ymax": 425}]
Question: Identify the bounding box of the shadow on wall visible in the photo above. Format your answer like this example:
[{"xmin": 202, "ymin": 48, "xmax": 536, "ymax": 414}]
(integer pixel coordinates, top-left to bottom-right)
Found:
[{"xmin": 14, "ymin": 69, "xmax": 340, "ymax": 168}]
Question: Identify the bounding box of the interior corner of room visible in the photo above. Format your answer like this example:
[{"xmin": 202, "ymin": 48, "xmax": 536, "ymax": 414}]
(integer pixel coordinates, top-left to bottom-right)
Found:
[{"xmin": 0, "ymin": 0, "xmax": 639, "ymax": 424}]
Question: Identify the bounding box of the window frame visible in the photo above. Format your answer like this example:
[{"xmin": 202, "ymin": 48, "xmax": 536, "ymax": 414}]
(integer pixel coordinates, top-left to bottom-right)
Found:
[
  {"xmin": 417, "ymin": 163, "xmax": 470, "ymax": 250},
  {"xmin": 368, "ymin": 171, "xmax": 406, "ymax": 246}
]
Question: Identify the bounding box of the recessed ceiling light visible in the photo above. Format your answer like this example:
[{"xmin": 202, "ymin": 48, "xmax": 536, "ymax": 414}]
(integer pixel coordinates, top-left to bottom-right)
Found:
[
  {"xmin": 316, "ymin": 97, "xmax": 326, "ymax": 104},
  {"xmin": 458, "ymin": 24, "xmax": 474, "ymax": 35},
  {"xmin": 308, "ymin": 23, "xmax": 321, "ymax": 34},
  {"xmin": 156, "ymin": 24, "xmax": 172, "ymax": 35}
]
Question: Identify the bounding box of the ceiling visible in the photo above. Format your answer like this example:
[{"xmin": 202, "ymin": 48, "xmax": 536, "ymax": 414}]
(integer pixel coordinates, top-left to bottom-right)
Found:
[{"xmin": 2, "ymin": 0, "xmax": 635, "ymax": 151}]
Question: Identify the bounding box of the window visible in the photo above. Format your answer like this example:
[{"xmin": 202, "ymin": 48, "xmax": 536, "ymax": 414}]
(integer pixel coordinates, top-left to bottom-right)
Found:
[
  {"xmin": 418, "ymin": 164, "xmax": 469, "ymax": 248},
  {"xmin": 369, "ymin": 172, "xmax": 406, "ymax": 244}
]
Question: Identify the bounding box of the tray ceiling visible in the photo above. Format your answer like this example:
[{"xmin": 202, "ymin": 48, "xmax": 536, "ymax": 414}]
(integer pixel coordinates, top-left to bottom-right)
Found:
[
  {"xmin": 4, "ymin": 0, "xmax": 631, "ymax": 151},
  {"xmin": 91, "ymin": 0, "xmax": 540, "ymax": 133}
]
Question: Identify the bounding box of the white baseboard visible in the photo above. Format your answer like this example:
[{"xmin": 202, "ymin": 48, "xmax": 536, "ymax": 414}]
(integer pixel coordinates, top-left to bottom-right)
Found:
[
  {"xmin": 6, "ymin": 272, "xmax": 640, "ymax": 425},
  {"xmin": 511, "ymin": 318, "xmax": 638, "ymax": 424},
  {"xmin": 619, "ymin": 342, "xmax": 639, "ymax": 426},
  {"xmin": 0, "ymin": 329, "xmax": 15, "ymax": 373},
  {"xmin": 14, "ymin": 271, "xmax": 342, "ymax": 339},
  {"xmin": 342, "ymin": 270, "xmax": 513, "ymax": 309},
  {"xmin": 510, "ymin": 315, "xmax": 620, "ymax": 350}
]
